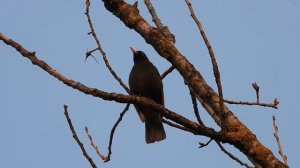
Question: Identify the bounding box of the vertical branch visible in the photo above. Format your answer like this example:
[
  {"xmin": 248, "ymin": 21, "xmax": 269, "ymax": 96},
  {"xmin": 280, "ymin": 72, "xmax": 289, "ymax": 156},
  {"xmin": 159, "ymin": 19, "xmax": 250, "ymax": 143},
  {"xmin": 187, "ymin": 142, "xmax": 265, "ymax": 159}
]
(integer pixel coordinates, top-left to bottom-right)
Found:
[
  {"xmin": 85, "ymin": 127, "xmax": 108, "ymax": 161},
  {"xmin": 184, "ymin": 0, "xmax": 225, "ymax": 119},
  {"xmin": 189, "ymin": 88, "xmax": 204, "ymax": 125},
  {"xmin": 63, "ymin": 105, "xmax": 98, "ymax": 168},
  {"xmin": 252, "ymin": 82, "xmax": 260, "ymax": 103},
  {"xmin": 272, "ymin": 116, "xmax": 288, "ymax": 166},
  {"xmin": 144, "ymin": 0, "xmax": 175, "ymax": 43},
  {"xmin": 143, "ymin": 0, "xmax": 164, "ymax": 29},
  {"xmin": 85, "ymin": 0, "xmax": 130, "ymax": 93},
  {"xmin": 105, "ymin": 103, "xmax": 130, "ymax": 162},
  {"xmin": 85, "ymin": 104, "xmax": 130, "ymax": 162}
]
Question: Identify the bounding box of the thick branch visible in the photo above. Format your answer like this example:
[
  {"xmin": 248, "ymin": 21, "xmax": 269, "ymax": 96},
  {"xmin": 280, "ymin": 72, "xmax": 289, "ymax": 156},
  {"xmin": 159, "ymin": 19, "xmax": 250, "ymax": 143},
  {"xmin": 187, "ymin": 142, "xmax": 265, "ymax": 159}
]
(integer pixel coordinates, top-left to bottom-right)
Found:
[{"xmin": 99, "ymin": 1, "xmax": 286, "ymax": 167}]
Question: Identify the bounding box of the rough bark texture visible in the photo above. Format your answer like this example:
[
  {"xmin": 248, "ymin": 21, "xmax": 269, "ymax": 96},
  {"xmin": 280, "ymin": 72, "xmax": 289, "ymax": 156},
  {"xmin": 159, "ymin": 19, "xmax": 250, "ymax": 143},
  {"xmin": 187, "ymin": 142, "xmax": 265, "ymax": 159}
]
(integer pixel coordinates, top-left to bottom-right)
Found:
[{"xmin": 101, "ymin": 0, "xmax": 286, "ymax": 167}]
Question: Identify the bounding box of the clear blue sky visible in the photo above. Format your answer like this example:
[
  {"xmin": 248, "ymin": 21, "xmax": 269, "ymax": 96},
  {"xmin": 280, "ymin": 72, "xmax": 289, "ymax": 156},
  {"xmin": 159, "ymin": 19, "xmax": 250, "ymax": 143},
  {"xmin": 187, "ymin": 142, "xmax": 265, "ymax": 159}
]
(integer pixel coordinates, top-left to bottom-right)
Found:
[{"xmin": 1, "ymin": 0, "xmax": 299, "ymax": 167}]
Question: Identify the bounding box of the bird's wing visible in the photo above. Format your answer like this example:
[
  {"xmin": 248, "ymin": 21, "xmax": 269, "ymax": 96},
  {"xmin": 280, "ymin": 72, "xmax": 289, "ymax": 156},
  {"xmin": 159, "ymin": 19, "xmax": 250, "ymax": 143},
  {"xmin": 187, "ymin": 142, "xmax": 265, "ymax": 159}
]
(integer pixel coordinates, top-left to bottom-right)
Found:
[
  {"xmin": 161, "ymin": 84, "xmax": 164, "ymax": 106},
  {"xmin": 134, "ymin": 105, "xmax": 146, "ymax": 122},
  {"xmin": 159, "ymin": 82, "xmax": 164, "ymax": 120}
]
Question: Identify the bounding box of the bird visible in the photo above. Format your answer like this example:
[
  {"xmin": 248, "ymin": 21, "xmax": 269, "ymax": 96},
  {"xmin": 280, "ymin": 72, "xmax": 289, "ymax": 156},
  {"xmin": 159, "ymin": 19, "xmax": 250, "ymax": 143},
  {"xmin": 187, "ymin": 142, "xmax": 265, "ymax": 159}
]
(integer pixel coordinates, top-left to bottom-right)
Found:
[{"xmin": 128, "ymin": 47, "xmax": 166, "ymax": 143}]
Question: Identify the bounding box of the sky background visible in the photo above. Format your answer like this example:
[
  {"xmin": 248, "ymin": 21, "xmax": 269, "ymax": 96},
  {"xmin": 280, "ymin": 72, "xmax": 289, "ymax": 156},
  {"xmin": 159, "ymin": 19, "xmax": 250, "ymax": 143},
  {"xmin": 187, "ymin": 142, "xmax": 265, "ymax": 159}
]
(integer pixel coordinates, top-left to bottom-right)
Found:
[{"xmin": 1, "ymin": 0, "xmax": 299, "ymax": 167}]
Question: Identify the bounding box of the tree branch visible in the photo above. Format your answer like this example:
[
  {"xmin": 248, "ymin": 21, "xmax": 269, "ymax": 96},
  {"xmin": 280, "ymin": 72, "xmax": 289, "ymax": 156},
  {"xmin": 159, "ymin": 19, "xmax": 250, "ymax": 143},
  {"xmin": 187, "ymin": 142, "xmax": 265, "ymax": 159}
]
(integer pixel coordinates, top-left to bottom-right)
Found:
[
  {"xmin": 216, "ymin": 141, "xmax": 254, "ymax": 168},
  {"xmin": 85, "ymin": 0, "xmax": 130, "ymax": 93},
  {"xmin": 189, "ymin": 88, "xmax": 204, "ymax": 126},
  {"xmin": 85, "ymin": 105, "xmax": 130, "ymax": 163},
  {"xmin": 162, "ymin": 119, "xmax": 195, "ymax": 134},
  {"xmin": 273, "ymin": 116, "xmax": 288, "ymax": 166},
  {"xmin": 252, "ymin": 82, "xmax": 260, "ymax": 103},
  {"xmin": 85, "ymin": 126, "xmax": 108, "ymax": 161},
  {"xmin": 85, "ymin": 47, "xmax": 100, "ymax": 63},
  {"xmin": 224, "ymin": 99, "xmax": 279, "ymax": 109},
  {"xmin": 184, "ymin": 0, "xmax": 226, "ymax": 123},
  {"xmin": 143, "ymin": 0, "xmax": 163, "ymax": 29},
  {"xmin": 198, "ymin": 138, "xmax": 212, "ymax": 148},
  {"xmin": 105, "ymin": 103, "xmax": 130, "ymax": 162},
  {"xmin": 0, "ymin": 33, "xmax": 223, "ymax": 142},
  {"xmin": 63, "ymin": 105, "xmax": 97, "ymax": 168},
  {"xmin": 144, "ymin": 0, "xmax": 175, "ymax": 43},
  {"xmin": 161, "ymin": 65, "xmax": 175, "ymax": 79},
  {"xmin": 224, "ymin": 83, "xmax": 279, "ymax": 109},
  {"xmin": 99, "ymin": 1, "xmax": 287, "ymax": 167}
]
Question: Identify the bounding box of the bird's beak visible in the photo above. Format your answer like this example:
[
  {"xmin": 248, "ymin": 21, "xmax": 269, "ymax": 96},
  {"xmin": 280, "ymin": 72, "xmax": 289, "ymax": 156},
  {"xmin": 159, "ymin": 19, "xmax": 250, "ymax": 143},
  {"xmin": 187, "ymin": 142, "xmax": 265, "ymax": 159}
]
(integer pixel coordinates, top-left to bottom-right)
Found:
[{"xmin": 130, "ymin": 47, "xmax": 138, "ymax": 55}]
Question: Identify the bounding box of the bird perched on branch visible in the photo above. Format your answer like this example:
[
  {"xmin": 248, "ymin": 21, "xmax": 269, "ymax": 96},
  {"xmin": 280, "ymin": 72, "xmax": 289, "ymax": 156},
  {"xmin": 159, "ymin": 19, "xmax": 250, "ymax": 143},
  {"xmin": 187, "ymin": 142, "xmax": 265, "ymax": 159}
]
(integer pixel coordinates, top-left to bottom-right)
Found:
[{"xmin": 129, "ymin": 47, "xmax": 166, "ymax": 143}]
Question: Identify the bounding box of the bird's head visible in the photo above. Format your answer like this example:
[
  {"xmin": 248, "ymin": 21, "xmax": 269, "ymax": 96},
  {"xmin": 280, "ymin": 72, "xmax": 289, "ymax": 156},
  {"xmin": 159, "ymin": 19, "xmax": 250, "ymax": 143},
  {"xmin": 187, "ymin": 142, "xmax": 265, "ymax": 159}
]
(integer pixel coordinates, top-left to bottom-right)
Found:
[{"xmin": 130, "ymin": 47, "xmax": 149, "ymax": 63}]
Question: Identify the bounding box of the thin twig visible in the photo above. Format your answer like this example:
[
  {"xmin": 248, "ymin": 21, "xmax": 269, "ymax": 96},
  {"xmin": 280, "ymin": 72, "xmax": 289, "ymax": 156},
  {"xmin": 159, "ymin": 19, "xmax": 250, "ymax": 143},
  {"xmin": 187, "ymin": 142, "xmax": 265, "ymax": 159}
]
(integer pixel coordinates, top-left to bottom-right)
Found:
[
  {"xmin": 252, "ymin": 82, "xmax": 260, "ymax": 103},
  {"xmin": 85, "ymin": 105, "xmax": 132, "ymax": 163},
  {"xmin": 162, "ymin": 119, "xmax": 194, "ymax": 133},
  {"xmin": 143, "ymin": 0, "xmax": 163, "ymax": 29},
  {"xmin": 85, "ymin": 126, "xmax": 108, "ymax": 161},
  {"xmin": 63, "ymin": 105, "xmax": 98, "ymax": 168},
  {"xmin": 189, "ymin": 88, "xmax": 204, "ymax": 125},
  {"xmin": 272, "ymin": 116, "xmax": 288, "ymax": 166},
  {"xmin": 85, "ymin": 0, "xmax": 130, "ymax": 93},
  {"xmin": 184, "ymin": 0, "xmax": 225, "ymax": 120},
  {"xmin": 224, "ymin": 99, "xmax": 279, "ymax": 109},
  {"xmin": 144, "ymin": 0, "xmax": 175, "ymax": 43},
  {"xmin": 106, "ymin": 103, "xmax": 130, "ymax": 162},
  {"xmin": 216, "ymin": 141, "xmax": 254, "ymax": 168},
  {"xmin": 161, "ymin": 65, "xmax": 175, "ymax": 79},
  {"xmin": 85, "ymin": 48, "xmax": 99, "ymax": 63},
  {"xmin": 225, "ymin": 83, "xmax": 279, "ymax": 109},
  {"xmin": 198, "ymin": 138, "xmax": 212, "ymax": 148}
]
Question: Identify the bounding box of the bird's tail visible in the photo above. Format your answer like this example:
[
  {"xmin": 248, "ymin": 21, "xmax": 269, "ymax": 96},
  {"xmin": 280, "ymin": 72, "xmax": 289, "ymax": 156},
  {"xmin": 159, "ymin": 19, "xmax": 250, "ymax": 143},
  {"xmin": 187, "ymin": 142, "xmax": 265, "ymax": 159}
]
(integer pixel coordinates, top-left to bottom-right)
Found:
[{"xmin": 145, "ymin": 120, "xmax": 166, "ymax": 144}]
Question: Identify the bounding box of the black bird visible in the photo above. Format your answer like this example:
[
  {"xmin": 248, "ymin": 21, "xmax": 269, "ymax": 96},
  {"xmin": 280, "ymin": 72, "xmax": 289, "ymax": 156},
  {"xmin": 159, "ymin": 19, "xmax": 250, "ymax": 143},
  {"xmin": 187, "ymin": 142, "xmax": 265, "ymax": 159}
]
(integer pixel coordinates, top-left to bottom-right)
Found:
[{"xmin": 129, "ymin": 47, "xmax": 166, "ymax": 143}]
